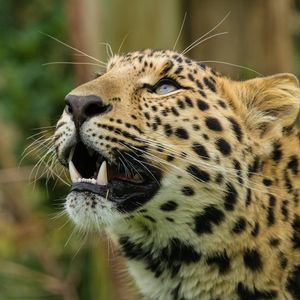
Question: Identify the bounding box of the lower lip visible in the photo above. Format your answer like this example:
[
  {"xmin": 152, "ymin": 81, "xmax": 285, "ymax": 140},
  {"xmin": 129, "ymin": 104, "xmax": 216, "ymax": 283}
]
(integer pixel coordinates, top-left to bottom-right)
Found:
[{"xmin": 70, "ymin": 179, "xmax": 160, "ymax": 212}]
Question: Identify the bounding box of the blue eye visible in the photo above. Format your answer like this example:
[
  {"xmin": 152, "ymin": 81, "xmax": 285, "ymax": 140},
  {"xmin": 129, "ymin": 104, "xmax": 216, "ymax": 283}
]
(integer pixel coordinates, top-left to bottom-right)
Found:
[
  {"xmin": 153, "ymin": 78, "xmax": 181, "ymax": 95},
  {"xmin": 155, "ymin": 83, "xmax": 178, "ymax": 95}
]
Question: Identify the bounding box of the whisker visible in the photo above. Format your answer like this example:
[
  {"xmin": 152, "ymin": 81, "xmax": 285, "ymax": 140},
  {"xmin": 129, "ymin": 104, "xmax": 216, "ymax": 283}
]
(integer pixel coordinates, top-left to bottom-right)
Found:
[
  {"xmin": 99, "ymin": 42, "xmax": 114, "ymax": 59},
  {"xmin": 71, "ymin": 232, "xmax": 88, "ymax": 260},
  {"xmin": 40, "ymin": 32, "xmax": 107, "ymax": 65},
  {"xmin": 26, "ymin": 130, "xmax": 53, "ymax": 140},
  {"xmin": 117, "ymin": 32, "xmax": 130, "ymax": 54},
  {"xmin": 119, "ymin": 143, "xmax": 160, "ymax": 185},
  {"xmin": 181, "ymin": 11, "xmax": 230, "ymax": 55},
  {"xmin": 31, "ymin": 149, "xmax": 70, "ymax": 187},
  {"xmin": 20, "ymin": 137, "xmax": 54, "ymax": 166},
  {"xmin": 195, "ymin": 60, "xmax": 262, "ymax": 76},
  {"xmin": 42, "ymin": 61, "xmax": 105, "ymax": 67},
  {"xmin": 119, "ymin": 150, "xmax": 147, "ymax": 182},
  {"xmin": 134, "ymin": 148, "xmax": 230, "ymax": 197},
  {"xmin": 22, "ymin": 138, "xmax": 53, "ymax": 158},
  {"xmin": 182, "ymin": 32, "xmax": 228, "ymax": 56},
  {"xmin": 134, "ymin": 134, "xmax": 284, "ymax": 194},
  {"xmin": 173, "ymin": 12, "xmax": 187, "ymax": 51},
  {"xmin": 30, "ymin": 125, "xmax": 56, "ymax": 130},
  {"xmin": 116, "ymin": 150, "xmax": 136, "ymax": 178},
  {"xmin": 64, "ymin": 225, "xmax": 80, "ymax": 248},
  {"xmin": 22, "ymin": 139, "xmax": 53, "ymax": 163}
]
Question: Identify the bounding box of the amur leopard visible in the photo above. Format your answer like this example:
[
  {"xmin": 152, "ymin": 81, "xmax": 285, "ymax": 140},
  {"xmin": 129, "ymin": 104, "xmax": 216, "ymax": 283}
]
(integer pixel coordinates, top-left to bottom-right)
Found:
[{"xmin": 54, "ymin": 49, "xmax": 300, "ymax": 300}]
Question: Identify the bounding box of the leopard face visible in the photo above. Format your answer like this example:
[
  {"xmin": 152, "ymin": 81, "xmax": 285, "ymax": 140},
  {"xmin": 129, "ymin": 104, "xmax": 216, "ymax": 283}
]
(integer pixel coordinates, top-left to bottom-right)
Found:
[
  {"xmin": 55, "ymin": 49, "xmax": 300, "ymax": 299},
  {"xmin": 55, "ymin": 49, "xmax": 236, "ymax": 230}
]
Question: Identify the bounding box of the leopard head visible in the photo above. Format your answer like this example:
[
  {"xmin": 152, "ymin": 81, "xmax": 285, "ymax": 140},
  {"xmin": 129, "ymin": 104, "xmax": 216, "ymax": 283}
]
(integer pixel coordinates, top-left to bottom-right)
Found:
[{"xmin": 55, "ymin": 49, "xmax": 299, "ymax": 235}]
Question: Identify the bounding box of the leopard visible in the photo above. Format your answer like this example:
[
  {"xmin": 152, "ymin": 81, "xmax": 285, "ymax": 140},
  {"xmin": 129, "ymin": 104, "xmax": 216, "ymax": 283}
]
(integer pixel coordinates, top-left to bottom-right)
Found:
[{"xmin": 54, "ymin": 49, "xmax": 300, "ymax": 300}]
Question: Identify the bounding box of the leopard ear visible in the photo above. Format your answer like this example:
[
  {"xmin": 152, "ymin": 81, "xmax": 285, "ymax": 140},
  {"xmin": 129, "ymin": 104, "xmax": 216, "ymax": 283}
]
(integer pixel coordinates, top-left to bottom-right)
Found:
[{"xmin": 232, "ymin": 73, "xmax": 300, "ymax": 139}]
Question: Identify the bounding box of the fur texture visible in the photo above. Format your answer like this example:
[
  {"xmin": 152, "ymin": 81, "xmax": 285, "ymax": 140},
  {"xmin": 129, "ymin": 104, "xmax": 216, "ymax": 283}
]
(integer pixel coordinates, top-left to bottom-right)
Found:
[{"xmin": 55, "ymin": 49, "xmax": 300, "ymax": 300}]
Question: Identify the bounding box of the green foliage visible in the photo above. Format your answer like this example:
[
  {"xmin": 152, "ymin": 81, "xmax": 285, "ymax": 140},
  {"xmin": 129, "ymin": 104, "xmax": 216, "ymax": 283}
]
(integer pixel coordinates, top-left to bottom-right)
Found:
[{"xmin": 0, "ymin": 0, "xmax": 73, "ymax": 133}]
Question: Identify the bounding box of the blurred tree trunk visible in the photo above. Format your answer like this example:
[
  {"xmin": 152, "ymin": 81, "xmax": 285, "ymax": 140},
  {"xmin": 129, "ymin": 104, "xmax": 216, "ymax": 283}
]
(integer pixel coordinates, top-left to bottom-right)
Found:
[
  {"xmin": 64, "ymin": 1, "xmax": 138, "ymax": 300},
  {"xmin": 65, "ymin": 0, "xmax": 90, "ymax": 83},
  {"xmin": 96, "ymin": 0, "xmax": 182, "ymax": 59},
  {"xmin": 183, "ymin": 0, "xmax": 293, "ymax": 77}
]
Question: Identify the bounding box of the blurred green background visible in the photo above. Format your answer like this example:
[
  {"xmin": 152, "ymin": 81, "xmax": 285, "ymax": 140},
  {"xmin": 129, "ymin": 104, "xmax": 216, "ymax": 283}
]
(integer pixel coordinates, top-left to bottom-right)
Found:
[{"xmin": 0, "ymin": 0, "xmax": 300, "ymax": 299}]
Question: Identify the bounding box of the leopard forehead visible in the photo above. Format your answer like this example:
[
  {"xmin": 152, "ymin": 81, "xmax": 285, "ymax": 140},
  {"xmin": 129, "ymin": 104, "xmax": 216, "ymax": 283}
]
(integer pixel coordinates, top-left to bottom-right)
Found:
[
  {"xmin": 107, "ymin": 49, "xmax": 208, "ymax": 71},
  {"xmin": 105, "ymin": 49, "xmax": 219, "ymax": 86}
]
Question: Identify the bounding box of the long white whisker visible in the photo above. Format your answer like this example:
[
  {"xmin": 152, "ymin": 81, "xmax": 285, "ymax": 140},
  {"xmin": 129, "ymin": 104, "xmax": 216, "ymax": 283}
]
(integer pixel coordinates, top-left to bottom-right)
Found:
[
  {"xmin": 99, "ymin": 42, "xmax": 114, "ymax": 59},
  {"xmin": 40, "ymin": 32, "xmax": 107, "ymax": 65},
  {"xmin": 118, "ymin": 143, "xmax": 160, "ymax": 185},
  {"xmin": 182, "ymin": 32, "xmax": 228, "ymax": 56},
  {"xmin": 20, "ymin": 137, "xmax": 54, "ymax": 166},
  {"xmin": 117, "ymin": 150, "xmax": 146, "ymax": 181},
  {"xmin": 117, "ymin": 32, "xmax": 130, "ymax": 54},
  {"xmin": 135, "ymin": 134, "xmax": 282, "ymax": 194},
  {"xmin": 181, "ymin": 11, "xmax": 230, "ymax": 55},
  {"xmin": 42, "ymin": 61, "xmax": 105, "ymax": 67},
  {"xmin": 195, "ymin": 60, "xmax": 262, "ymax": 76},
  {"xmin": 26, "ymin": 130, "xmax": 53, "ymax": 140},
  {"xmin": 22, "ymin": 137, "xmax": 53, "ymax": 158},
  {"xmin": 173, "ymin": 12, "xmax": 187, "ymax": 51},
  {"xmin": 116, "ymin": 151, "xmax": 136, "ymax": 178},
  {"xmin": 31, "ymin": 126, "xmax": 56, "ymax": 130}
]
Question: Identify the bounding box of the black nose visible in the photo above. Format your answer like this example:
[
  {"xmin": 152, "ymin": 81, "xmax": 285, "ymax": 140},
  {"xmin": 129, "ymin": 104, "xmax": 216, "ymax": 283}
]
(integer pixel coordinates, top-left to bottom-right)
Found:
[{"xmin": 64, "ymin": 94, "xmax": 112, "ymax": 129}]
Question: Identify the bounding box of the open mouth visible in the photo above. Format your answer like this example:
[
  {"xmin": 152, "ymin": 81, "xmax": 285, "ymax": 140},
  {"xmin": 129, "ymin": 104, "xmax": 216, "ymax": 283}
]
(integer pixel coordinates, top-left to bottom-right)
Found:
[{"xmin": 67, "ymin": 142, "xmax": 161, "ymax": 212}]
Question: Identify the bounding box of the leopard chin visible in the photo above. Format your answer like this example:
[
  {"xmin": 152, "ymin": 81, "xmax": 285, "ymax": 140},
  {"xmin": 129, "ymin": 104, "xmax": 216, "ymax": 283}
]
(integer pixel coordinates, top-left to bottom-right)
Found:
[{"xmin": 64, "ymin": 191, "xmax": 119, "ymax": 230}]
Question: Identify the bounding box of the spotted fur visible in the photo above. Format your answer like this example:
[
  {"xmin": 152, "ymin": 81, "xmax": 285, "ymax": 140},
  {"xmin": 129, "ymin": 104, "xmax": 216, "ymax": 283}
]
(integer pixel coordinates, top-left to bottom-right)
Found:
[{"xmin": 55, "ymin": 49, "xmax": 300, "ymax": 300}]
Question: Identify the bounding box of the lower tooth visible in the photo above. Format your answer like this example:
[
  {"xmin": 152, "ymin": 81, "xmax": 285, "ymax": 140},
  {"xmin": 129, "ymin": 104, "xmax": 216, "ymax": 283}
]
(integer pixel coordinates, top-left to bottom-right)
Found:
[{"xmin": 77, "ymin": 178, "xmax": 97, "ymax": 184}]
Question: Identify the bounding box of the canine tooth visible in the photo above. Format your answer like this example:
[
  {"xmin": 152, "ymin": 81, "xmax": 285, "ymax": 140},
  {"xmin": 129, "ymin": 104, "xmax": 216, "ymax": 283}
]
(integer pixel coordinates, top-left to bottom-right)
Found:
[
  {"xmin": 97, "ymin": 161, "xmax": 108, "ymax": 185},
  {"xmin": 69, "ymin": 160, "xmax": 81, "ymax": 183},
  {"xmin": 68, "ymin": 147, "xmax": 75, "ymax": 162}
]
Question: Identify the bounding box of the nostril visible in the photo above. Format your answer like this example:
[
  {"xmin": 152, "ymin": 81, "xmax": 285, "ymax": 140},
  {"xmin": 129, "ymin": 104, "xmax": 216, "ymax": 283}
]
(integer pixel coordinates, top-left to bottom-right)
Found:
[
  {"xmin": 84, "ymin": 103, "xmax": 112, "ymax": 118},
  {"xmin": 65, "ymin": 103, "xmax": 73, "ymax": 115}
]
